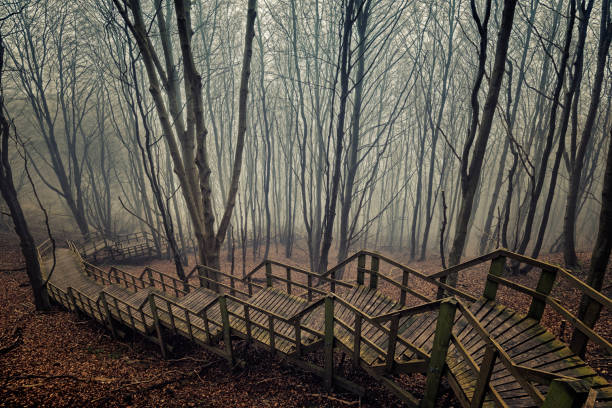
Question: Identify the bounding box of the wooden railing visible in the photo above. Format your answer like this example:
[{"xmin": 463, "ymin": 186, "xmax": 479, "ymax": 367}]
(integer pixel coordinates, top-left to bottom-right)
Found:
[
  {"xmin": 47, "ymin": 241, "xmax": 604, "ymax": 408},
  {"xmin": 75, "ymin": 231, "xmax": 162, "ymax": 261},
  {"xmin": 242, "ymin": 259, "xmax": 353, "ymax": 300},
  {"xmin": 430, "ymin": 248, "xmax": 612, "ymax": 356}
]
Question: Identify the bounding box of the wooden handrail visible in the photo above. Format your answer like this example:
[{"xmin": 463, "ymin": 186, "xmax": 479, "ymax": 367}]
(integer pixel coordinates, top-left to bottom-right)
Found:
[{"xmin": 370, "ymin": 299, "xmax": 443, "ymax": 323}]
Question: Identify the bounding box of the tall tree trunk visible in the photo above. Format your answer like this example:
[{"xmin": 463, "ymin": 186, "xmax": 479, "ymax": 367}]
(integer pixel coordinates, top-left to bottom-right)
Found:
[
  {"xmin": 318, "ymin": 0, "xmax": 356, "ymax": 274},
  {"xmin": 337, "ymin": 0, "xmax": 370, "ymax": 269},
  {"xmin": 448, "ymin": 0, "xmax": 518, "ymax": 274},
  {"xmin": 0, "ymin": 36, "xmax": 49, "ymax": 310},
  {"xmin": 564, "ymin": 0, "xmax": 612, "ymax": 267},
  {"xmin": 569, "ymin": 126, "xmax": 612, "ymax": 356}
]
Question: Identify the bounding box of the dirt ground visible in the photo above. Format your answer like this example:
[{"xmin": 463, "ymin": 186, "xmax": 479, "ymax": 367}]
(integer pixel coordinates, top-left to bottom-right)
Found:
[{"xmin": 0, "ymin": 232, "xmax": 610, "ymax": 407}]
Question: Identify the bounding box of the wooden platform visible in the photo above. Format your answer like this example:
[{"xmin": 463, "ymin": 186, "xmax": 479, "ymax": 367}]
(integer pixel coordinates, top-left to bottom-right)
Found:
[{"xmin": 39, "ymin": 241, "xmax": 612, "ymax": 408}]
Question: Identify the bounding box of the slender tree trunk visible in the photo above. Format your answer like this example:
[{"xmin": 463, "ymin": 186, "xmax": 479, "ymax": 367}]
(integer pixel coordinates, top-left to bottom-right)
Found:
[
  {"xmin": 0, "ymin": 37, "xmax": 49, "ymax": 310},
  {"xmin": 569, "ymin": 127, "xmax": 612, "ymax": 356},
  {"xmin": 448, "ymin": 0, "xmax": 518, "ymax": 274},
  {"xmin": 564, "ymin": 0, "xmax": 612, "ymax": 267}
]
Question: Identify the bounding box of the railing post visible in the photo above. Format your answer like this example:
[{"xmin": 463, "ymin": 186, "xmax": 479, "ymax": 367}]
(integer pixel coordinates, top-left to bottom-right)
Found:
[
  {"xmin": 324, "ymin": 296, "xmax": 334, "ymax": 390},
  {"xmin": 247, "ymin": 276, "xmax": 253, "ymax": 296},
  {"xmin": 100, "ymin": 293, "xmax": 117, "ymax": 339},
  {"xmin": 148, "ymin": 293, "xmax": 166, "ymax": 359},
  {"xmin": 357, "ymin": 253, "xmax": 366, "ymax": 285},
  {"xmin": 67, "ymin": 287, "xmax": 78, "ymax": 313},
  {"xmin": 421, "ymin": 298, "xmax": 457, "ymax": 408},
  {"xmin": 370, "ymin": 255, "xmax": 379, "ymax": 289},
  {"xmin": 268, "ymin": 315, "xmax": 276, "ymax": 356},
  {"xmin": 265, "ymin": 262, "xmax": 273, "ymax": 288},
  {"xmin": 541, "ymin": 379, "xmax": 590, "ymax": 408},
  {"xmin": 244, "ymin": 305, "xmax": 252, "ymax": 342},
  {"xmin": 147, "ymin": 268, "xmax": 154, "ymax": 288},
  {"xmin": 219, "ymin": 295, "xmax": 234, "ymax": 366},
  {"xmin": 385, "ymin": 315, "xmax": 400, "ymax": 373},
  {"xmin": 353, "ymin": 313, "xmax": 362, "ymax": 369},
  {"xmin": 294, "ymin": 321, "xmax": 302, "ymax": 357},
  {"xmin": 401, "ymin": 269, "xmax": 410, "ymax": 306},
  {"xmin": 230, "ymin": 276, "xmax": 236, "ymax": 297},
  {"xmin": 307, "ymin": 275, "xmax": 313, "ymax": 301},
  {"xmin": 286, "ymin": 267, "xmax": 292, "ymax": 294},
  {"xmin": 198, "ymin": 266, "xmax": 208, "ymax": 289},
  {"xmin": 528, "ymin": 267, "xmax": 557, "ymax": 321},
  {"xmin": 483, "ymin": 256, "xmax": 506, "ymax": 301},
  {"xmin": 470, "ymin": 343, "xmax": 498, "ymax": 408},
  {"xmin": 330, "ymin": 270, "xmax": 336, "ymax": 293}
]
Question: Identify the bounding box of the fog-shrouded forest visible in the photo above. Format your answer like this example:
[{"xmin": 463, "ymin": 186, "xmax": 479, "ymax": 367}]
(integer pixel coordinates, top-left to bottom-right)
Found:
[
  {"xmin": 1, "ymin": 0, "xmax": 611, "ymax": 271},
  {"xmin": 0, "ymin": 0, "xmax": 611, "ymax": 406}
]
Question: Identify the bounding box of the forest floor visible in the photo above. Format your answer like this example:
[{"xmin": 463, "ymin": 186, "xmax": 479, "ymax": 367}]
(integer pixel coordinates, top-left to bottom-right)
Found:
[{"xmin": 0, "ymin": 232, "xmax": 610, "ymax": 407}]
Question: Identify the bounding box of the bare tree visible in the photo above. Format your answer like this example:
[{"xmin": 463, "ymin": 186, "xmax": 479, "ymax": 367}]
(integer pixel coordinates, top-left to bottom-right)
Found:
[
  {"xmin": 447, "ymin": 0, "xmax": 518, "ymax": 276},
  {"xmin": 0, "ymin": 28, "xmax": 49, "ymax": 310}
]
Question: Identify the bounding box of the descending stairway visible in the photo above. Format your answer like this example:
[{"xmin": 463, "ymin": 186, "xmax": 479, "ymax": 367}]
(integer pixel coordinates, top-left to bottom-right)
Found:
[{"xmin": 39, "ymin": 240, "xmax": 612, "ymax": 408}]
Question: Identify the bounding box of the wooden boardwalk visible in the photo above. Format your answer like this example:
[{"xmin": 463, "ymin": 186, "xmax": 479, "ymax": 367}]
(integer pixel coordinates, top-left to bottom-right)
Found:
[{"xmin": 37, "ymin": 238, "xmax": 612, "ymax": 408}]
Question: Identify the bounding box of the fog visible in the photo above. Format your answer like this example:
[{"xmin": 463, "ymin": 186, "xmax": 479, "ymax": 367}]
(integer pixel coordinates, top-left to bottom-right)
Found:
[{"xmin": 1, "ymin": 0, "xmax": 610, "ymax": 274}]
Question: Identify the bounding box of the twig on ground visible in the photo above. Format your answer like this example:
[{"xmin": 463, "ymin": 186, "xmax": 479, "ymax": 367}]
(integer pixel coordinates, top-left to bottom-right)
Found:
[
  {"xmin": 89, "ymin": 358, "xmax": 222, "ymax": 404},
  {"xmin": 0, "ymin": 266, "xmax": 26, "ymax": 272},
  {"xmin": 305, "ymin": 393, "xmax": 360, "ymax": 406},
  {"xmin": 0, "ymin": 326, "xmax": 22, "ymax": 355}
]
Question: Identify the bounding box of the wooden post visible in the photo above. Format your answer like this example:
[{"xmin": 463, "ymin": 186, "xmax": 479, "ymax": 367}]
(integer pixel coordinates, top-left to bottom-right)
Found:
[
  {"xmin": 357, "ymin": 253, "xmax": 366, "ymax": 285},
  {"xmin": 67, "ymin": 288, "xmax": 78, "ymax": 313},
  {"xmin": 219, "ymin": 296, "xmax": 234, "ymax": 365},
  {"xmin": 528, "ymin": 267, "xmax": 557, "ymax": 321},
  {"xmin": 483, "ymin": 256, "xmax": 506, "ymax": 300},
  {"xmin": 385, "ymin": 315, "xmax": 400, "ymax": 373},
  {"xmin": 421, "ymin": 298, "xmax": 457, "ymax": 408},
  {"xmin": 265, "ymin": 262, "xmax": 273, "ymax": 288},
  {"xmin": 247, "ymin": 277, "xmax": 253, "ymax": 296},
  {"xmin": 147, "ymin": 268, "xmax": 154, "ymax": 288},
  {"xmin": 307, "ymin": 275, "xmax": 313, "ymax": 301},
  {"xmin": 370, "ymin": 255, "xmax": 379, "ymax": 289},
  {"xmin": 541, "ymin": 379, "xmax": 590, "ymax": 408},
  {"xmin": 324, "ymin": 296, "xmax": 334, "ymax": 390},
  {"xmin": 268, "ymin": 315, "xmax": 276, "ymax": 355},
  {"xmin": 185, "ymin": 310, "xmax": 194, "ymax": 342},
  {"xmin": 400, "ymin": 269, "xmax": 409, "ymax": 306},
  {"xmin": 294, "ymin": 321, "xmax": 302, "ymax": 356},
  {"xmin": 353, "ymin": 313, "xmax": 362, "ymax": 369},
  {"xmin": 470, "ymin": 343, "xmax": 498, "ymax": 408},
  {"xmin": 202, "ymin": 309, "xmax": 212, "ymax": 345},
  {"xmin": 286, "ymin": 267, "xmax": 292, "ymax": 294},
  {"xmin": 244, "ymin": 304, "xmax": 252, "ymax": 342},
  {"xmin": 100, "ymin": 293, "xmax": 117, "ymax": 339},
  {"xmin": 148, "ymin": 293, "xmax": 166, "ymax": 359},
  {"xmin": 330, "ymin": 270, "xmax": 336, "ymax": 293}
]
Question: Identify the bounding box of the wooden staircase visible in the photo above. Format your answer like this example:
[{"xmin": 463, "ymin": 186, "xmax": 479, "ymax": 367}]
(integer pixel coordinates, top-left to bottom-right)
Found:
[{"xmin": 37, "ymin": 238, "xmax": 612, "ymax": 408}]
